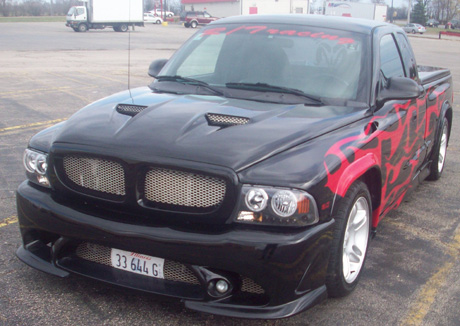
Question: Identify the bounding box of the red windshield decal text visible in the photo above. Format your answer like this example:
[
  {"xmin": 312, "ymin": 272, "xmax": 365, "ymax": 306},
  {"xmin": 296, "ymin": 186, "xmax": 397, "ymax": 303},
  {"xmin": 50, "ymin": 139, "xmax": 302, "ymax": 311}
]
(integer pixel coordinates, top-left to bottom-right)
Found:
[{"xmin": 202, "ymin": 26, "xmax": 355, "ymax": 44}]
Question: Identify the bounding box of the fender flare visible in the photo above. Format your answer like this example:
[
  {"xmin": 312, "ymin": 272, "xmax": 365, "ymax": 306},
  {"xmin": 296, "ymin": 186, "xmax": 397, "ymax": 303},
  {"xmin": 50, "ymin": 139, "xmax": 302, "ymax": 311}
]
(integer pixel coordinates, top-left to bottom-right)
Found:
[
  {"xmin": 329, "ymin": 153, "xmax": 380, "ymax": 223},
  {"xmin": 430, "ymin": 100, "xmax": 452, "ymax": 161}
]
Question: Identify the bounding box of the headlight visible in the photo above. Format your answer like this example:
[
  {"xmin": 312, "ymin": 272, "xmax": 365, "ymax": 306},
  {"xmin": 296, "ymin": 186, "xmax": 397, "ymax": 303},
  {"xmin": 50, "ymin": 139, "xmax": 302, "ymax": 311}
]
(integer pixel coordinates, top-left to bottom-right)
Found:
[
  {"xmin": 236, "ymin": 185, "xmax": 319, "ymax": 227},
  {"xmin": 23, "ymin": 149, "xmax": 50, "ymax": 187}
]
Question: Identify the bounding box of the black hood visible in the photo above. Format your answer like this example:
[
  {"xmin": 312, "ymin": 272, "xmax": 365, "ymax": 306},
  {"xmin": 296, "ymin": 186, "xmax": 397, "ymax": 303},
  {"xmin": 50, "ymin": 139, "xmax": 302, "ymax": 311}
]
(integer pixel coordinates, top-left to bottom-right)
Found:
[{"xmin": 49, "ymin": 87, "xmax": 369, "ymax": 172}]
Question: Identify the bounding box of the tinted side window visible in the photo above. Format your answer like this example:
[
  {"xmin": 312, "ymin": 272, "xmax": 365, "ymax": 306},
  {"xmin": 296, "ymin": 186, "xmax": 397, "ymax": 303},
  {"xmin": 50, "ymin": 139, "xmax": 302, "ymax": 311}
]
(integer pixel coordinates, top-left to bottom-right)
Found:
[
  {"xmin": 380, "ymin": 34, "xmax": 404, "ymax": 78},
  {"xmin": 396, "ymin": 33, "xmax": 418, "ymax": 80}
]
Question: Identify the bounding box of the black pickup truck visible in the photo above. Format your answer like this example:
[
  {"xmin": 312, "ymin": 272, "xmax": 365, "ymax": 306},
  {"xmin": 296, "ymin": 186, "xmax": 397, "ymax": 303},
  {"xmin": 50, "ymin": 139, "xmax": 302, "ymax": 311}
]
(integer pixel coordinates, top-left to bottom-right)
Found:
[{"xmin": 17, "ymin": 15, "xmax": 453, "ymax": 319}]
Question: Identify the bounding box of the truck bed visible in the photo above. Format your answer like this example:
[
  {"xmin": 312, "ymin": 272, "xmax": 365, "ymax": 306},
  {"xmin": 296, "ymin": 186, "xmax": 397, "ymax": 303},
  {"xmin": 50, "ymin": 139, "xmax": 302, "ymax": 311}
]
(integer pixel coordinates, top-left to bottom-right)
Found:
[{"xmin": 418, "ymin": 65, "xmax": 451, "ymax": 85}]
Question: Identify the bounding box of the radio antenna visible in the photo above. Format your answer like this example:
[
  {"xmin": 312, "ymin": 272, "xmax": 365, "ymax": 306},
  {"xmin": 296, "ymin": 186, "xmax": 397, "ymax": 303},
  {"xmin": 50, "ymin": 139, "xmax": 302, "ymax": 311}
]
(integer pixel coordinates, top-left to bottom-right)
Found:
[{"xmin": 128, "ymin": 0, "xmax": 134, "ymax": 103}]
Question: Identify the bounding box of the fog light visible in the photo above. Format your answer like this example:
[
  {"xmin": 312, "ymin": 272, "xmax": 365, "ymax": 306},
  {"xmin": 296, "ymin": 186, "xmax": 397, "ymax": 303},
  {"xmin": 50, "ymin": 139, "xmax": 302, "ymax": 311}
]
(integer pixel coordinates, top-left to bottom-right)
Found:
[{"xmin": 216, "ymin": 280, "xmax": 229, "ymax": 294}]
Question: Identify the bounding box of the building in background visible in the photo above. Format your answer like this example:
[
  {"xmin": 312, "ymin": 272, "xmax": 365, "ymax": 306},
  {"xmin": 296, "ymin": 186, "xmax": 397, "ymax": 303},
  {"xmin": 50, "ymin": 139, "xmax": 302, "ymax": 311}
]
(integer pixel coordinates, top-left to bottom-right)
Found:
[
  {"xmin": 181, "ymin": 0, "xmax": 311, "ymax": 18},
  {"xmin": 324, "ymin": 2, "xmax": 387, "ymax": 22}
]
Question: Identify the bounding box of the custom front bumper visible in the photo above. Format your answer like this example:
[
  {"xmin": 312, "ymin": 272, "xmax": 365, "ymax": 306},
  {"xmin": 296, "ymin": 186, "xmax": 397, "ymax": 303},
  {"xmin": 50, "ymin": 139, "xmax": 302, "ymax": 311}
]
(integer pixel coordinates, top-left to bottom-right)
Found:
[{"xmin": 16, "ymin": 181, "xmax": 333, "ymax": 319}]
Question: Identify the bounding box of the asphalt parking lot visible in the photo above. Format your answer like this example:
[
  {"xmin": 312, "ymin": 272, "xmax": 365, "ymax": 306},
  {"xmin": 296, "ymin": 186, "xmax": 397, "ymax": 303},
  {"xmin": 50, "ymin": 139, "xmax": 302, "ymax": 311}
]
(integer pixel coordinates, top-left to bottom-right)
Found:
[{"xmin": 0, "ymin": 22, "xmax": 459, "ymax": 326}]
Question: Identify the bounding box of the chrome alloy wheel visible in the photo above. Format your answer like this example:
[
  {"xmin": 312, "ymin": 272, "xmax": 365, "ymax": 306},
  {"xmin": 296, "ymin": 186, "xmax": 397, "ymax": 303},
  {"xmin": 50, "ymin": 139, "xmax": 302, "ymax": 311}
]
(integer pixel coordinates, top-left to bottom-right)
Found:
[
  {"xmin": 342, "ymin": 197, "xmax": 370, "ymax": 284},
  {"xmin": 438, "ymin": 122, "xmax": 448, "ymax": 173}
]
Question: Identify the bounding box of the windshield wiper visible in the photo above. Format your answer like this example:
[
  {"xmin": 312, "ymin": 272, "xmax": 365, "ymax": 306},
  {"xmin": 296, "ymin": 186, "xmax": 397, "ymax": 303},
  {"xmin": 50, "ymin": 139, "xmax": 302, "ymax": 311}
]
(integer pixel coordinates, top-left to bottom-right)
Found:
[
  {"xmin": 156, "ymin": 75, "xmax": 224, "ymax": 96},
  {"xmin": 225, "ymin": 82, "xmax": 323, "ymax": 105}
]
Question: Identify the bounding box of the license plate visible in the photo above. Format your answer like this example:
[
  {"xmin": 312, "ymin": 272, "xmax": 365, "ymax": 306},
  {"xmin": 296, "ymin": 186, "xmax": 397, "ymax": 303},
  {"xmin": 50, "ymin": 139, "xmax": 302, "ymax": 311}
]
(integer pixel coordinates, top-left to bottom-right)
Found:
[{"xmin": 110, "ymin": 248, "xmax": 164, "ymax": 279}]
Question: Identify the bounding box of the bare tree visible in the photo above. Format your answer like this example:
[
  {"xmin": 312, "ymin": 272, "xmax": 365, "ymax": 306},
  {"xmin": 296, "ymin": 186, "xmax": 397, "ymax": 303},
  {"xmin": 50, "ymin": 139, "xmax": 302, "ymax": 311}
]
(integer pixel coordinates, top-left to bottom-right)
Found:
[
  {"xmin": 1, "ymin": 0, "xmax": 11, "ymax": 16},
  {"xmin": 432, "ymin": 0, "xmax": 460, "ymax": 22}
]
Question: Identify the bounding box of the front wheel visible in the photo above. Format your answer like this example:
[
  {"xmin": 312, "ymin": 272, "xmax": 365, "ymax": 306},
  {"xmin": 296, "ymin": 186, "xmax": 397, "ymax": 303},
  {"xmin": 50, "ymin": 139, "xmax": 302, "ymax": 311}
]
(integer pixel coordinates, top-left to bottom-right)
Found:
[
  {"xmin": 326, "ymin": 181, "xmax": 371, "ymax": 297},
  {"xmin": 78, "ymin": 24, "xmax": 88, "ymax": 32},
  {"xmin": 428, "ymin": 116, "xmax": 449, "ymax": 180},
  {"xmin": 412, "ymin": 29, "xmax": 416, "ymax": 34},
  {"xmin": 191, "ymin": 21, "xmax": 198, "ymax": 28}
]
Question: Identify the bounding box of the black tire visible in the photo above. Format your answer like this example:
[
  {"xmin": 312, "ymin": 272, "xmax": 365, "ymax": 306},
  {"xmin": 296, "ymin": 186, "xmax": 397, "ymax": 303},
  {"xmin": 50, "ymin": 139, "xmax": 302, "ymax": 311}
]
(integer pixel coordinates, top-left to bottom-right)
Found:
[
  {"xmin": 412, "ymin": 29, "xmax": 416, "ymax": 34},
  {"xmin": 326, "ymin": 181, "xmax": 372, "ymax": 297},
  {"xmin": 156, "ymin": 19, "xmax": 161, "ymax": 24},
  {"xmin": 78, "ymin": 24, "xmax": 88, "ymax": 32},
  {"xmin": 427, "ymin": 116, "xmax": 449, "ymax": 180},
  {"xmin": 119, "ymin": 24, "xmax": 129, "ymax": 32},
  {"xmin": 191, "ymin": 21, "xmax": 198, "ymax": 28},
  {"xmin": 184, "ymin": 23, "xmax": 190, "ymax": 28}
]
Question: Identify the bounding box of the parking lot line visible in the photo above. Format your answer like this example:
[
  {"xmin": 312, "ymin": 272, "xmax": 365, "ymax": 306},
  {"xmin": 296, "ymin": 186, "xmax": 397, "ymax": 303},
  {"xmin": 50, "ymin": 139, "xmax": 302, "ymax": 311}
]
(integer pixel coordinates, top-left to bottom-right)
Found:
[
  {"xmin": 0, "ymin": 215, "xmax": 18, "ymax": 228},
  {"xmin": 0, "ymin": 86, "xmax": 72, "ymax": 98},
  {"xmin": 400, "ymin": 229, "xmax": 460, "ymax": 326},
  {"xmin": 77, "ymin": 70, "xmax": 127, "ymax": 84},
  {"xmin": 0, "ymin": 118, "xmax": 66, "ymax": 134}
]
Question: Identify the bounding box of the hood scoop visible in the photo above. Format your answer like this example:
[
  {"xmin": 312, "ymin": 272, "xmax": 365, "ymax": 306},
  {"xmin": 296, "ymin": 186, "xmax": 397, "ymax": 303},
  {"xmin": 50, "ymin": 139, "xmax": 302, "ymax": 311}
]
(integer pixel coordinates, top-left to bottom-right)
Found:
[
  {"xmin": 116, "ymin": 104, "xmax": 148, "ymax": 116},
  {"xmin": 206, "ymin": 113, "xmax": 250, "ymax": 127}
]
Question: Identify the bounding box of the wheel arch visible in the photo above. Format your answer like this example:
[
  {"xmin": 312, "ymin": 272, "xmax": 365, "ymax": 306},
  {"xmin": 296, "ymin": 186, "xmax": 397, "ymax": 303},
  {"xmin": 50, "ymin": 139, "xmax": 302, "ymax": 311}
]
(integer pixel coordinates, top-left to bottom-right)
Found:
[
  {"xmin": 329, "ymin": 153, "xmax": 382, "ymax": 228},
  {"xmin": 444, "ymin": 102, "xmax": 453, "ymax": 142},
  {"xmin": 360, "ymin": 167, "xmax": 382, "ymax": 228},
  {"xmin": 431, "ymin": 101, "xmax": 453, "ymax": 160}
]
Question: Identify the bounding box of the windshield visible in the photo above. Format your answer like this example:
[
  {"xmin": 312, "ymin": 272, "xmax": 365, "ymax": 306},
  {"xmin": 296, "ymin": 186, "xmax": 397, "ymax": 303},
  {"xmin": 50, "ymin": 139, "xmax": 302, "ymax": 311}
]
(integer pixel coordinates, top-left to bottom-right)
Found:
[
  {"xmin": 158, "ymin": 23, "xmax": 370, "ymax": 103},
  {"xmin": 67, "ymin": 7, "xmax": 76, "ymax": 16}
]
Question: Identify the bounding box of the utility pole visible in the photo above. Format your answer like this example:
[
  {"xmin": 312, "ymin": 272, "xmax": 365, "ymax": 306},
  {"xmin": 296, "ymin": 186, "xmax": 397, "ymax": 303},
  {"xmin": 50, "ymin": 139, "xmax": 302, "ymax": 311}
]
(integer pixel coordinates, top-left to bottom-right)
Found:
[
  {"xmin": 390, "ymin": 0, "xmax": 394, "ymax": 23},
  {"xmin": 407, "ymin": 0, "xmax": 411, "ymax": 24}
]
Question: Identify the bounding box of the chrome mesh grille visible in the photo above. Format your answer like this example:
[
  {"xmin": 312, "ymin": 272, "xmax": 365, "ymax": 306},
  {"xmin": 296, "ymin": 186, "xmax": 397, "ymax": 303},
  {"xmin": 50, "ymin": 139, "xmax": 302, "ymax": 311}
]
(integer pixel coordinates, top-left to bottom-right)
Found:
[
  {"xmin": 206, "ymin": 113, "xmax": 250, "ymax": 126},
  {"xmin": 63, "ymin": 156, "xmax": 125, "ymax": 196},
  {"xmin": 76, "ymin": 242, "xmax": 200, "ymax": 285},
  {"xmin": 116, "ymin": 104, "xmax": 147, "ymax": 116},
  {"xmin": 241, "ymin": 277, "xmax": 265, "ymax": 294},
  {"xmin": 144, "ymin": 168, "xmax": 226, "ymax": 208}
]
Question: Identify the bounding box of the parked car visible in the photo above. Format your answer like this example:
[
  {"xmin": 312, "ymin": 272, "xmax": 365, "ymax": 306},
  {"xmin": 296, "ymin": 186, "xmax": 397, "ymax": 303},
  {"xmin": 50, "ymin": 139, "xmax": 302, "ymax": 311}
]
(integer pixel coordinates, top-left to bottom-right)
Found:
[
  {"xmin": 143, "ymin": 13, "xmax": 163, "ymax": 24},
  {"xmin": 183, "ymin": 11, "xmax": 218, "ymax": 28},
  {"xmin": 403, "ymin": 23, "xmax": 426, "ymax": 34},
  {"xmin": 426, "ymin": 19, "xmax": 439, "ymax": 27},
  {"xmin": 16, "ymin": 15, "xmax": 453, "ymax": 319},
  {"xmin": 449, "ymin": 19, "xmax": 460, "ymax": 29},
  {"xmin": 148, "ymin": 9, "xmax": 174, "ymax": 18}
]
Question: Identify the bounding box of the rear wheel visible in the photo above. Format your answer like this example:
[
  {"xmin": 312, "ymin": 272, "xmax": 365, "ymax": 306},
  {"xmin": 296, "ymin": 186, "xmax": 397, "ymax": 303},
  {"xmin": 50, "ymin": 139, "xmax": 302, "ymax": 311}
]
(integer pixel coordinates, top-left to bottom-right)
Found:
[
  {"xmin": 119, "ymin": 24, "xmax": 129, "ymax": 32},
  {"xmin": 412, "ymin": 29, "xmax": 416, "ymax": 34},
  {"xmin": 326, "ymin": 181, "xmax": 371, "ymax": 297},
  {"xmin": 428, "ymin": 116, "xmax": 449, "ymax": 180},
  {"xmin": 191, "ymin": 21, "xmax": 198, "ymax": 28}
]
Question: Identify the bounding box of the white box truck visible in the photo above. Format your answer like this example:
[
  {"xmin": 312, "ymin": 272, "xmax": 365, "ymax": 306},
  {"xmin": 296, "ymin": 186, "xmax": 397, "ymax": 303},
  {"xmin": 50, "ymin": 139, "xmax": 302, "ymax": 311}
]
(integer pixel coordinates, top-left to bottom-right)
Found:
[
  {"xmin": 66, "ymin": 0, "xmax": 144, "ymax": 32},
  {"xmin": 325, "ymin": 2, "xmax": 387, "ymax": 22}
]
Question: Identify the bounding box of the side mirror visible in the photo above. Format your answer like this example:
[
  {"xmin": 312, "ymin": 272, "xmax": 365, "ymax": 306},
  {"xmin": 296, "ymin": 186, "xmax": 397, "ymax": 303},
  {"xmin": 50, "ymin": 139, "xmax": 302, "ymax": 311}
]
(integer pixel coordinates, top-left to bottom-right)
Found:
[
  {"xmin": 377, "ymin": 77, "xmax": 423, "ymax": 107},
  {"xmin": 148, "ymin": 59, "xmax": 168, "ymax": 78}
]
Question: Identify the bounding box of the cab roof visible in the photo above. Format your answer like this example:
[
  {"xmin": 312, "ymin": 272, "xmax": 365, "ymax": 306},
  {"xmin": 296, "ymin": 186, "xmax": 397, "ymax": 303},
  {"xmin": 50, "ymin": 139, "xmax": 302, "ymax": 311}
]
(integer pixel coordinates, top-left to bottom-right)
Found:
[{"xmin": 211, "ymin": 14, "xmax": 392, "ymax": 35}]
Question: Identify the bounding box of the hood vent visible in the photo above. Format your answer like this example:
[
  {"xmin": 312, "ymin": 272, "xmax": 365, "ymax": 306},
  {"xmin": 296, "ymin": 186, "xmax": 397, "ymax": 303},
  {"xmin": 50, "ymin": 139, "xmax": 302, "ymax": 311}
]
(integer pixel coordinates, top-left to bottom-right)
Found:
[
  {"xmin": 206, "ymin": 113, "xmax": 250, "ymax": 127},
  {"xmin": 116, "ymin": 104, "xmax": 148, "ymax": 116}
]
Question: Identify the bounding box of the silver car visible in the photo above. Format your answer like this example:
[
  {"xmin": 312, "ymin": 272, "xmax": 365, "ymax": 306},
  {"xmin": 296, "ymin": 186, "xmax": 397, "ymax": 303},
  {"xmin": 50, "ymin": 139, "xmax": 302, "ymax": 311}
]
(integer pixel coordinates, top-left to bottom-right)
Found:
[{"xmin": 403, "ymin": 23, "xmax": 426, "ymax": 34}]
